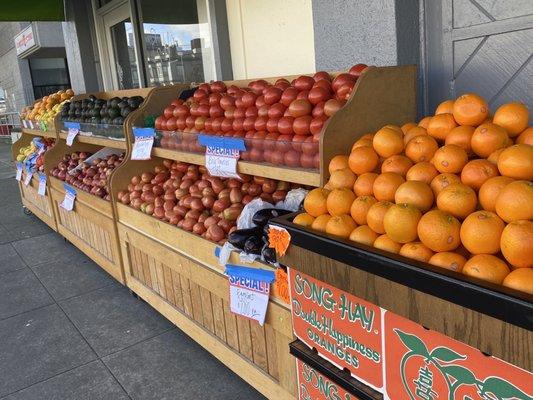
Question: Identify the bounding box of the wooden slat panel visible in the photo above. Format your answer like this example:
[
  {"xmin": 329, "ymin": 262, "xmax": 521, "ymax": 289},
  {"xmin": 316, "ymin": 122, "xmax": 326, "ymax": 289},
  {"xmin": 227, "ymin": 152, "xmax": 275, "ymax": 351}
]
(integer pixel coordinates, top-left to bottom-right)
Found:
[
  {"xmin": 236, "ymin": 317, "xmax": 253, "ymax": 361},
  {"xmin": 200, "ymin": 287, "xmax": 215, "ymax": 334},
  {"xmin": 155, "ymin": 260, "xmax": 166, "ymax": 298},
  {"xmin": 140, "ymin": 250, "xmax": 152, "ymax": 289},
  {"xmin": 163, "ymin": 266, "xmax": 174, "ymax": 304},
  {"xmin": 211, "ymin": 296, "xmax": 227, "ymax": 342},
  {"xmin": 171, "ymin": 270, "xmax": 183, "ymax": 310},
  {"xmin": 250, "ymin": 323, "xmax": 269, "ymax": 372},
  {"xmin": 265, "ymin": 325, "xmax": 280, "ymax": 381},
  {"xmin": 189, "ymin": 281, "xmax": 204, "ymax": 326},
  {"xmin": 223, "ymin": 299, "xmax": 240, "ymax": 351},
  {"xmin": 275, "ymin": 330, "xmax": 297, "ymax": 396},
  {"xmin": 180, "ymin": 275, "xmax": 193, "ymax": 318}
]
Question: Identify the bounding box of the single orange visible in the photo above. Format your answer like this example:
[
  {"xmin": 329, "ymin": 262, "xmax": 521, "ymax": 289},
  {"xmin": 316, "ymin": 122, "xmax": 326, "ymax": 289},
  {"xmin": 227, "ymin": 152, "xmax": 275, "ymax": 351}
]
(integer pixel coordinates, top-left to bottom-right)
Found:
[
  {"xmin": 430, "ymin": 173, "xmax": 462, "ymax": 196},
  {"xmin": 373, "ymin": 234, "xmax": 402, "ymax": 254},
  {"xmin": 516, "ymin": 127, "xmax": 533, "ymax": 145},
  {"xmin": 293, "ymin": 213, "xmax": 315, "ymax": 227},
  {"xmin": 304, "ymin": 188, "xmax": 330, "ymax": 217},
  {"xmin": 470, "ymin": 123, "xmax": 509, "ymax": 158},
  {"xmin": 403, "ymin": 126, "xmax": 428, "ymax": 145},
  {"xmin": 381, "ymin": 155, "xmax": 413, "ymax": 176},
  {"xmin": 478, "ymin": 176, "xmax": 514, "ymax": 212},
  {"xmin": 329, "ymin": 168, "xmax": 357, "ymax": 189},
  {"xmin": 311, "ymin": 214, "xmax": 331, "ymax": 232},
  {"xmin": 349, "ymin": 146, "xmax": 379, "ymax": 174},
  {"xmin": 497, "ymin": 144, "xmax": 533, "ymax": 180},
  {"xmin": 462, "ymin": 254, "xmax": 510, "ymax": 284},
  {"xmin": 405, "ymin": 135, "xmax": 439, "ymax": 163},
  {"xmin": 502, "ymin": 268, "xmax": 533, "ymax": 294},
  {"xmin": 350, "ymin": 195, "xmax": 378, "ymax": 225},
  {"xmin": 401, "ymin": 122, "xmax": 417, "ymax": 134},
  {"xmin": 432, "ymin": 144, "xmax": 469, "ymax": 174},
  {"xmin": 406, "ymin": 162, "xmax": 439, "ymax": 184},
  {"xmin": 349, "ymin": 225, "xmax": 379, "ymax": 246},
  {"xmin": 461, "ymin": 159, "xmax": 499, "ymax": 191},
  {"xmin": 329, "ymin": 155, "xmax": 349, "ymax": 174},
  {"xmin": 383, "ymin": 203, "xmax": 422, "ymax": 243},
  {"xmin": 326, "ymin": 214, "xmax": 357, "ymax": 238},
  {"xmin": 500, "ymin": 220, "xmax": 533, "ymax": 268},
  {"xmin": 418, "ymin": 210, "xmax": 461, "ymax": 252},
  {"xmin": 493, "ymin": 102, "xmax": 529, "ymax": 137},
  {"xmin": 327, "ymin": 188, "xmax": 356, "ymax": 216},
  {"xmin": 395, "ymin": 181, "xmax": 435, "ymax": 212},
  {"xmin": 400, "ymin": 242, "xmax": 434, "ymax": 262},
  {"xmin": 436, "ymin": 183, "xmax": 477, "ymax": 219},
  {"xmin": 435, "ymin": 99, "xmax": 455, "ymax": 115},
  {"xmin": 495, "ymin": 180, "xmax": 533, "ymax": 222},
  {"xmin": 445, "ymin": 125, "xmax": 475, "ymax": 155},
  {"xmin": 429, "ymin": 252, "xmax": 467, "ymax": 272},
  {"xmin": 354, "ymin": 172, "xmax": 378, "ymax": 196},
  {"xmin": 373, "ymin": 172, "xmax": 405, "ymax": 202},
  {"xmin": 460, "ymin": 211, "xmax": 504, "ymax": 254},
  {"xmin": 487, "ymin": 148, "xmax": 505, "ymax": 165},
  {"xmin": 373, "ymin": 126, "xmax": 404, "ymax": 158},
  {"xmin": 418, "ymin": 116, "xmax": 432, "ymax": 129},
  {"xmin": 427, "ymin": 113, "xmax": 458, "ymax": 141},
  {"xmin": 367, "ymin": 201, "xmax": 394, "ymax": 234},
  {"xmin": 452, "ymin": 93, "xmax": 489, "ymax": 126}
]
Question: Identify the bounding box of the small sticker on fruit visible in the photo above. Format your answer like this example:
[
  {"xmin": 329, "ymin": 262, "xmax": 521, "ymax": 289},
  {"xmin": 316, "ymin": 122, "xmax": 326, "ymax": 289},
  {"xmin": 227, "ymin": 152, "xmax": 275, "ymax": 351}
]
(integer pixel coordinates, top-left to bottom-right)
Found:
[{"xmin": 268, "ymin": 225, "xmax": 291, "ymax": 257}]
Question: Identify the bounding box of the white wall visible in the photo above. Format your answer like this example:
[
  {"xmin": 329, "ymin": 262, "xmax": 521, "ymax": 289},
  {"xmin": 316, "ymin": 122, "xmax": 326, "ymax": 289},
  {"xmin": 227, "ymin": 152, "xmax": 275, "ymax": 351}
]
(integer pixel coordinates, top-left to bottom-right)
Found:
[{"xmin": 226, "ymin": 0, "xmax": 316, "ymax": 80}]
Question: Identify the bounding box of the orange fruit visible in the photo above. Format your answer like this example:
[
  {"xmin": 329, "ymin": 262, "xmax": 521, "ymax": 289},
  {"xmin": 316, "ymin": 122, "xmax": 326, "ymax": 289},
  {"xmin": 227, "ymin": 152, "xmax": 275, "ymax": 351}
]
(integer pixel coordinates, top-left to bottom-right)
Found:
[
  {"xmin": 461, "ymin": 159, "xmax": 499, "ymax": 191},
  {"xmin": 367, "ymin": 201, "xmax": 393, "ymax": 234},
  {"xmin": 436, "ymin": 183, "xmax": 477, "ymax": 219},
  {"xmin": 432, "ymin": 144, "xmax": 469, "ymax": 174},
  {"xmin": 462, "ymin": 254, "xmax": 510, "ymax": 284},
  {"xmin": 497, "ymin": 144, "xmax": 533, "ymax": 180},
  {"xmin": 349, "ymin": 146, "xmax": 379, "ymax": 174},
  {"xmin": 311, "ymin": 214, "xmax": 331, "ymax": 232},
  {"xmin": 403, "ymin": 126, "xmax": 428, "ymax": 145},
  {"xmin": 516, "ymin": 127, "xmax": 533, "ymax": 145},
  {"xmin": 500, "ymin": 220, "xmax": 533, "ymax": 268},
  {"xmin": 470, "ymin": 123, "xmax": 509, "ymax": 158},
  {"xmin": 304, "ymin": 188, "xmax": 330, "ymax": 217},
  {"xmin": 329, "ymin": 168, "xmax": 357, "ymax": 189},
  {"xmin": 400, "ymin": 242, "xmax": 434, "ymax": 262},
  {"xmin": 493, "ymin": 102, "xmax": 529, "ymax": 137},
  {"xmin": 418, "ymin": 210, "xmax": 461, "ymax": 252},
  {"xmin": 383, "ymin": 203, "xmax": 422, "ymax": 243},
  {"xmin": 435, "ymin": 99, "xmax": 455, "ymax": 115},
  {"xmin": 418, "ymin": 116, "xmax": 431, "ymax": 129},
  {"xmin": 430, "ymin": 173, "xmax": 461, "ymax": 196},
  {"xmin": 401, "ymin": 122, "xmax": 417, "ymax": 134},
  {"xmin": 427, "ymin": 113, "xmax": 458, "ymax": 141},
  {"xmin": 478, "ymin": 176, "xmax": 514, "ymax": 212},
  {"xmin": 329, "ymin": 155, "xmax": 349, "ymax": 174},
  {"xmin": 373, "ymin": 172, "xmax": 405, "ymax": 202},
  {"xmin": 502, "ymin": 268, "xmax": 533, "ymax": 294},
  {"xmin": 445, "ymin": 125, "xmax": 475, "ymax": 155},
  {"xmin": 395, "ymin": 181, "xmax": 434, "ymax": 212},
  {"xmin": 350, "ymin": 195, "xmax": 377, "ymax": 225},
  {"xmin": 354, "ymin": 172, "xmax": 378, "ymax": 196},
  {"xmin": 352, "ymin": 138, "xmax": 373, "ymax": 150},
  {"xmin": 373, "ymin": 234, "xmax": 402, "ymax": 254},
  {"xmin": 326, "ymin": 214, "xmax": 357, "ymax": 238},
  {"xmin": 361, "ymin": 133, "xmax": 375, "ymax": 140},
  {"xmin": 349, "ymin": 225, "xmax": 379, "ymax": 246},
  {"xmin": 373, "ymin": 126, "xmax": 404, "ymax": 158},
  {"xmin": 327, "ymin": 188, "xmax": 356, "ymax": 216},
  {"xmin": 405, "ymin": 135, "xmax": 439, "ymax": 163},
  {"xmin": 487, "ymin": 148, "xmax": 505, "ymax": 165},
  {"xmin": 452, "ymin": 93, "xmax": 489, "ymax": 126},
  {"xmin": 293, "ymin": 213, "xmax": 315, "ymax": 227},
  {"xmin": 495, "ymin": 180, "xmax": 533, "ymax": 222},
  {"xmin": 429, "ymin": 252, "xmax": 467, "ymax": 272},
  {"xmin": 381, "ymin": 155, "xmax": 413, "ymax": 176},
  {"xmin": 460, "ymin": 211, "xmax": 504, "ymax": 254},
  {"xmin": 406, "ymin": 162, "xmax": 439, "ymax": 184}
]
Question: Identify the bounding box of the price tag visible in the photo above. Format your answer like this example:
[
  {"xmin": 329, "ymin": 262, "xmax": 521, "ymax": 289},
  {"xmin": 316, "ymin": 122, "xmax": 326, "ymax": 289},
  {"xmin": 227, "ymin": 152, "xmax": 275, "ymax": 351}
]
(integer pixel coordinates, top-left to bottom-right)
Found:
[
  {"xmin": 60, "ymin": 184, "xmax": 76, "ymax": 211},
  {"xmin": 65, "ymin": 122, "xmax": 80, "ymax": 146},
  {"xmin": 29, "ymin": 120, "xmax": 35, "ymax": 130},
  {"xmin": 23, "ymin": 170, "xmax": 33, "ymax": 186},
  {"xmin": 38, "ymin": 173, "xmax": 47, "ymax": 196},
  {"xmin": 198, "ymin": 135, "xmax": 246, "ymax": 179},
  {"xmin": 226, "ymin": 265, "xmax": 275, "ymax": 326},
  {"xmin": 15, "ymin": 163, "xmax": 23, "ymax": 181},
  {"xmin": 22, "ymin": 120, "xmax": 28, "ymax": 129},
  {"xmin": 131, "ymin": 127, "xmax": 155, "ymax": 160}
]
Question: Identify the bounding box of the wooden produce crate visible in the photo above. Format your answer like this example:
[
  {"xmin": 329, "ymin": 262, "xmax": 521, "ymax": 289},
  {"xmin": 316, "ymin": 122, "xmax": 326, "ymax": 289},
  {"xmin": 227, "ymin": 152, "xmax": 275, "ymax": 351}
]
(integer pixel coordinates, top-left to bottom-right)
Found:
[{"xmin": 144, "ymin": 66, "xmax": 417, "ymax": 187}]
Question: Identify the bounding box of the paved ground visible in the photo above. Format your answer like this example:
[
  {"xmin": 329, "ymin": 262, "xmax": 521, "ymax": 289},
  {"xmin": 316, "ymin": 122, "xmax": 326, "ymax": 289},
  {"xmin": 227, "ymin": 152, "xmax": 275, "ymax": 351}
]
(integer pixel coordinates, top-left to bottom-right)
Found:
[{"xmin": 0, "ymin": 143, "xmax": 264, "ymax": 399}]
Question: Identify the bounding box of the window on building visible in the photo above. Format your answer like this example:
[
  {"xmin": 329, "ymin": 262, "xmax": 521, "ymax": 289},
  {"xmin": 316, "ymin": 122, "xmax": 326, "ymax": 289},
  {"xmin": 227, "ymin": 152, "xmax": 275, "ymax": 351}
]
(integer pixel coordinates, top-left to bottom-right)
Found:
[{"xmin": 28, "ymin": 58, "xmax": 71, "ymax": 99}]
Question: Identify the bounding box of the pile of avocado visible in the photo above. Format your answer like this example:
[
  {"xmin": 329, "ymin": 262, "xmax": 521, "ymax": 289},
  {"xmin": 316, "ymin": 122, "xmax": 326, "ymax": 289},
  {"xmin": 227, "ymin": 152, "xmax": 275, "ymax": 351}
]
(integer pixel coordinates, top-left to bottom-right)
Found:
[{"xmin": 60, "ymin": 95, "xmax": 144, "ymax": 125}]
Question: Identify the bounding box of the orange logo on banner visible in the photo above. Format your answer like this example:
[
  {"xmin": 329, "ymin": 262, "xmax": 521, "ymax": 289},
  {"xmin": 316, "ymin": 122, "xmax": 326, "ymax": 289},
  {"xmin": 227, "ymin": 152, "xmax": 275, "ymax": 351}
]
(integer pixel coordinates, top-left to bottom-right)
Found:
[
  {"xmin": 296, "ymin": 358, "xmax": 360, "ymax": 400},
  {"xmin": 288, "ymin": 269, "xmax": 383, "ymax": 391},
  {"xmin": 384, "ymin": 311, "xmax": 533, "ymax": 400}
]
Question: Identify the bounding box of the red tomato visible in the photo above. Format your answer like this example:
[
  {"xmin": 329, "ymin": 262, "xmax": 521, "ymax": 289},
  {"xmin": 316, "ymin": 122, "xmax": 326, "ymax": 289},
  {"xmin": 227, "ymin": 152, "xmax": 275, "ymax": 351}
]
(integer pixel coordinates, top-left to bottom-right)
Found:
[
  {"xmin": 204, "ymin": 118, "xmax": 213, "ymax": 132},
  {"xmin": 270, "ymin": 151, "xmax": 284, "ymax": 166},
  {"xmin": 220, "ymin": 95, "xmax": 235, "ymax": 110},
  {"xmin": 312, "ymin": 79, "xmax": 333, "ymax": 93},
  {"xmin": 293, "ymin": 115, "xmax": 313, "ymax": 135},
  {"xmin": 173, "ymin": 104, "xmax": 189, "ymax": 118},
  {"xmin": 232, "ymin": 118, "xmax": 244, "ymax": 132},
  {"xmin": 276, "ymin": 135, "xmax": 293, "ymax": 152},
  {"xmin": 288, "ymin": 99, "xmax": 312, "ymax": 117},
  {"xmin": 155, "ymin": 116, "xmax": 165, "ymax": 130},
  {"xmin": 302, "ymin": 135, "xmax": 319, "ymax": 155},
  {"xmin": 250, "ymin": 147, "xmax": 263, "ymax": 162},
  {"xmin": 294, "ymin": 75, "xmax": 314, "ymax": 91},
  {"xmin": 198, "ymin": 83, "xmax": 210, "ymax": 93},
  {"xmin": 349, "ymin": 63, "xmax": 368, "ymax": 77},
  {"xmin": 221, "ymin": 118, "xmax": 233, "ymax": 132},
  {"xmin": 243, "ymin": 117, "xmax": 256, "ymax": 131},
  {"xmin": 166, "ymin": 117, "xmax": 178, "ymax": 131},
  {"xmin": 190, "ymin": 104, "xmax": 200, "ymax": 117},
  {"xmin": 235, "ymin": 97, "xmax": 245, "ymax": 109},
  {"xmin": 263, "ymin": 87, "xmax": 283, "ymax": 105},
  {"xmin": 313, "ymin": 71, "xmax": 331, "ymax": 82},
  {"xmin": 292, "ymin": 135, "xmax": 307, "ymax": 151},
  {"xmin": 194, "ymin": 116, "xmax": 206, "ymax": 131},
  {"xmin": 254, "ymin": 116, "xmax": 268, "ymax": 132},
  {"xmin": 274, "ymin": 79, "xmax": 290, "ymax": 90},
  {"xmin": 253, "ymin": 131, "xmax": 267, "ymax": 150},
  {"xmin": 208, "ymin": 93, "xmax": 222, "ymax": 105},
  {"xmin": 332, "ymin": 73, "xmax": 356, "ymax": 92},
  {"xmin": 268, "ymin": 103, "xmax": 286, "ymax": 119},
  {"xmin": 170, "ymin": 99, "xmax": 183, "ymax": 107},
  {"xmin": 193, "ymin": 88, "xmax": 208, "ymax": 101},
  {"xmin": 263, "ymin": 149, "xmax": 273, "ymax": 163},
  {"xmin": 258, "ymin": 105, "xmax": 269, "ymax": 117},
  {"xmin": 159, "ymin": 118, "xmax": 168, "ymax": 131},
  {"xmin": 281, "ymin": 87, "xmax": 298, "ymax": 107},
  {"xmin": 284, "ymin": 150, "xmax": 301, "ymax": 167},
  {"xmin": 197, "ymin": 104, "xmax": 210, "ymax": 117},
  {"xmin": 278, "ymin": 116, "xmax": 295, "ymax": 135},
  {"xmin": 324, "ymin": 99, "xmax": 345, "ymax": 117},
  {"xmin": 300, "ymin": 152, "xmax": 316, "ymax": 168},
  {"xmin": 297, "ymin": 90, "xmax": 310, "ymax": 100},
  {"xmin": 233, "ymin": 108, "xmax": 245, "ymax": 119},
  {"xmin": 336, "ymin": 81, "xmax": 355, "ymax": 100},
  {"xmin": 308, "ymin": 87, "xmax": 330, "ymax": 105},
  {"xmin": 185, "ymin": 115, "xmax": 196, "ymax": 129},
  {"xmin": 255, "ymin": 95, "xmax": 266, "ymax": 108},
  {"xmin": 163, "ymin": 106, "xmax": 175, "ymax": 119},
  {"xmin": 211, "ymin": 117, "xmax": 224, "ymax": 133},
  {"xmin": 209, "ymin": 104, "xmax": 224, "ymax": 118},
  {"xmin": 210, "ymin": 81, "xmax": 227, "ymax": 93},
  {"xmin": 245, "ymin": 106, "xmax": 258, "ymax": 118},
  {"xmin": 224, "ymin": 106, "xmax": 235, "ymax": 119},
  {"xmin": 264, "ymin": 133, "xmax": 279, "ymax": 150},
  {"xmin": 310, "ymin": 115, "xmax": 328, "ymax": 135},
  {"xmin": 266, "ymin": 118, "xmax": 280, "ymax": 133},
  {"xmin": 312, "ymin": 101, "xmax": 326, "ymax": 118}
]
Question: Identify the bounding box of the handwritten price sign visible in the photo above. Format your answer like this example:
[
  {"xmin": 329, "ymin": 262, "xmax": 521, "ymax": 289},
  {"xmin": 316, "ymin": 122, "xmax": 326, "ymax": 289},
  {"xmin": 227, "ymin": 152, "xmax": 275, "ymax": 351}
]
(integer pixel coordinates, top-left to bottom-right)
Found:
[
  {"xmin": 15, "ymin": 163, "xmax": 23, "ymax": 181},
  {"xmin": 132, "ymin": 127, "xmax": 155, "ymax": 160},
  {"xmin": 198, "ymin": 135, "xmax": 246, "ymax": 179},
  {"xmin": 38, "ymin": 173, "xmax": 47, "ymax": 196},
  {"xmin": 64, "ymin": 122, "xmax": 80, "ymax": 146},
  {"xmin": 60, "ymin": 184, "xmax": 76, "ymax": 211}
]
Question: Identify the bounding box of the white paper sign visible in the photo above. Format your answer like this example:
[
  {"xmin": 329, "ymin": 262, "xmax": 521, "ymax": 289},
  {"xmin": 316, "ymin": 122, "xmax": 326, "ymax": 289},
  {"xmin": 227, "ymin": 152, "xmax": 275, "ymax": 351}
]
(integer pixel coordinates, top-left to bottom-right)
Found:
[
  {"xmin": 66, "ymin": 128, "xmax": 79, "ymax": 146},
  {"xmin": 22, "ymin": 120, "xmax": 28, "ymax": 129},
  {"xmin": 23, "ymin": 171, "xmax": 33, "ymax": 186},
  {"xmin": 132, "ymin": 136, "xmax": 154, "ymax": 160},
  {"xmin": 60, "ymin": 186, "xmax": 76, "ymax": 211},
  {"xmin": 205, "ymin": 146, "xmax": 240, "ymax": 178},
  {"xmin": 38, "ymin": 174, "xmax": 47, "ymax": 196},
  {"xmin": 15, "ymin": 164, "xmax": 23, "ymax": 181},
  {"xmin": 228, "ymin": 273, "xmax": 271, "ymax": 325},
  {"xmin": 29, "ymin": 120, "xmax": 35, "ymax": 130}
]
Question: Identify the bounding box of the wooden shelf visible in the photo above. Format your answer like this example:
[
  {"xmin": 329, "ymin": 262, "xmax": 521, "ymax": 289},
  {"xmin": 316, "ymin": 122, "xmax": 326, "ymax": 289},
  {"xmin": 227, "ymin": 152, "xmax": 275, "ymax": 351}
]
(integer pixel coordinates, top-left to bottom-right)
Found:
[
  {"xmin": 21, "ymin": 128, "xmax": 57, "ymax": 139},
  {"xmin": 151, "ymin": 147, "xmax": 320, "ymax": 186},
  {"xmin": 59, "ymin": 132, "xmax": 127, "ymax": 149}
]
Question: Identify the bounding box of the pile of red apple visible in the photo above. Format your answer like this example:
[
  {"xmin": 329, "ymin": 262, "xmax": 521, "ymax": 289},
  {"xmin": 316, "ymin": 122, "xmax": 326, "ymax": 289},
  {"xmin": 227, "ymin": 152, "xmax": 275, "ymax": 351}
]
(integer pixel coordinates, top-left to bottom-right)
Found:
[
  {"xmin": 155, "ymin": 64, "xmax": 368, "ymax": 169},
  {"xmin": 117, "ymin": 160, "xmax": 297, "ymax": 244},
  {"xmin": 51, "ymin": 151, "xmax": 125, "ymax": 200}
]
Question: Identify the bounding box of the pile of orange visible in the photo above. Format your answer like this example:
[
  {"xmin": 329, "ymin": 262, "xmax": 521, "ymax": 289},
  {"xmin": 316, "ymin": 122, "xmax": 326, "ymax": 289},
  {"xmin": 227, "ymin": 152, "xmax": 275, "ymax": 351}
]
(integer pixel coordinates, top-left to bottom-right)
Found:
[{"xmin": 295, "ymin": 94, "xmax": 532, "ymax": 295}]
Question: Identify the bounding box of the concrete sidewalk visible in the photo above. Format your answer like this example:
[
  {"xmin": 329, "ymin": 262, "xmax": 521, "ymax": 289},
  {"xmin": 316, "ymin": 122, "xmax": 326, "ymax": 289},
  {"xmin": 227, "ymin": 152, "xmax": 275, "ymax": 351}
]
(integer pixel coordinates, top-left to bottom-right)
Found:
[{"xmin": 0, "ymin": 143, "xmax": 264, "ymax": 399}]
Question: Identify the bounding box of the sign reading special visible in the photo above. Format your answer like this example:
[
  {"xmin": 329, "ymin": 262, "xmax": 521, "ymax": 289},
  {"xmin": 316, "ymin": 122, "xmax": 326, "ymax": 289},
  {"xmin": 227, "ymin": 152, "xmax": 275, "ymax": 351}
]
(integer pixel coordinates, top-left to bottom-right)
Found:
[
  {"xmin": 288, "ymin": 269, "xmax": 383, "ymax": 391},
  {"xmin": 384, "ymin": 311, "xmax": 533, "ymax": 400},
  {"xmin": 296, "ymin": 359, "xmax": 359, "ymax": 400},
  {"xmin": 198, "ymin": 134, "xmax": 246, "ymax": 179}
]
